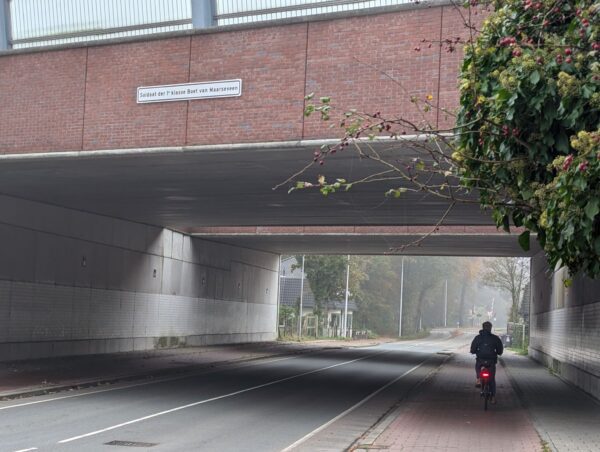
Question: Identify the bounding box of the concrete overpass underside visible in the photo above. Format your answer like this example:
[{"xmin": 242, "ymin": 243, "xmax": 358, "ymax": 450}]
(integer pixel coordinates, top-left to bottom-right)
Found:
[
  {"xmin": 0, "ymin": 142, "xmax": 538, "ymax": 363},
  {"xmin": 0, "ymin": 142, "xmax": 536, "ymax": 257}
]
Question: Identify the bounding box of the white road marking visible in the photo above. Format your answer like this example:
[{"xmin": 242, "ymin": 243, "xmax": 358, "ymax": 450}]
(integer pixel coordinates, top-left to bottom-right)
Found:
[
  {"xmin": 280, "ymin": 360, "xmax": 428, "ymax": 452},
  {"xmin": 58, "ymin": 351, "xmax": 388, "ymax": 444},
  {"xmin": 13, "ymin": 448, "xmax": 38, "ymax": 452},
  {"xmin": 0, "ymin": 353, "xmax": 304, "ymax": 411}
]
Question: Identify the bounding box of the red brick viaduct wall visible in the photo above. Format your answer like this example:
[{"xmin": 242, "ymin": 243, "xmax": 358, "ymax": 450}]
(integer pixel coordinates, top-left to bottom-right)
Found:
[{"xmin": 0, "ymin": 4, "xmax": 469, "ymax": 154}]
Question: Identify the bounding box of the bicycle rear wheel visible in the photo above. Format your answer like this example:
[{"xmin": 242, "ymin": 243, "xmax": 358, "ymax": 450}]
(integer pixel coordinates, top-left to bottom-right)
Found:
[{"xmin": 482, "ymin": 383, "xmax": 489, "ymax": 411}]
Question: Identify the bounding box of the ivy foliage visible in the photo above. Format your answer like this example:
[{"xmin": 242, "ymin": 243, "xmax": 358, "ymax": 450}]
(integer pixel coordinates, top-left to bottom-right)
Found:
[{"xmin": 456, "ymin": 0, "xmax": 599, "ymax": 278}]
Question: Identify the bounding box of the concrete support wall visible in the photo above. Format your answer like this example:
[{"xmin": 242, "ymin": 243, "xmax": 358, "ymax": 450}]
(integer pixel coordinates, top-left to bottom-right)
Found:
[
  {"xmin": 529, "ymin": 250, "xmax": 600, "ymax": 400},
  {"xmin": 0, "ymin": 195, "xmax": 278, "ymax": 361}
]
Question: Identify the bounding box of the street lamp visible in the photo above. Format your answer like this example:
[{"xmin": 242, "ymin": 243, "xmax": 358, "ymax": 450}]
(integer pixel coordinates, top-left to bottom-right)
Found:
[
  {"xmin": 343, "ymin": 255, "xmax": 350, "ymax": 337},
  {"xmin": 399, "ymin": 256, "xmax": 405, "ymax": 337},
  {"xmin": 298, "ymin": 255, "xmax": 305, "ymax": 339}
]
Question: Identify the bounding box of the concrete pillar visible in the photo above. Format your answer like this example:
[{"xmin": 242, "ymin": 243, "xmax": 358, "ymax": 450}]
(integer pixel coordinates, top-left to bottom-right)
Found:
[
  {"xmin": 0, "ymin": 0, "xmax": 11, "ymax": 50},
  {"xmin": 191, "ymin": 0, "xmax": 216, "ymax": 29}
]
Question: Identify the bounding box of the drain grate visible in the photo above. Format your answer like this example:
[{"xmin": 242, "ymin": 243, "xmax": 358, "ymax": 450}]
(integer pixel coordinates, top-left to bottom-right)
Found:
[{"xmin": 105, "ymin": 440, "xmax": 158, "ymax": 447}]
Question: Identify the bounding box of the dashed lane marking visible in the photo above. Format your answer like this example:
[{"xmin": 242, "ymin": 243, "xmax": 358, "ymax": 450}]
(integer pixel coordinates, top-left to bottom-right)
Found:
[
  {"xmin": 280, "ymin": 359, "xmax": 428, "ymax": 452},
  {"xmin": 57, "ymin": 350, "xmax": 389, "ymax": 444}
]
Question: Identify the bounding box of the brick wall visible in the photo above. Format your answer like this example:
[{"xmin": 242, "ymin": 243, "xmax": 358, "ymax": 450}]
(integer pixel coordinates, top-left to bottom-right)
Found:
[
  {"xmin": 0, "ymin": 4, "xmax": 474, "ymax": 154},
  {"xmin": 529, "ymin": 251, "xmax": 600, "ymax": 400},
  {"xmin": 0, "ymin": 195, "xmax": 279, "ymax": 360}
]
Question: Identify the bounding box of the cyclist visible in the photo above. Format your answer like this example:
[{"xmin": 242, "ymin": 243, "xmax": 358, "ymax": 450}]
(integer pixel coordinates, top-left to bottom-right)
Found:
[{"xmin": 470, "ymin": 321, "xmax": 503, "ymax": 404}]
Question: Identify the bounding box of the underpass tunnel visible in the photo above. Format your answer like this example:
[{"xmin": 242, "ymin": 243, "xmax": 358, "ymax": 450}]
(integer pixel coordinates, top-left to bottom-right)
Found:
[
  {"xmin": 0, "ymin": 183, "xmax": 597, "ymax": 402},
  {"xmin": 0, "ymin": 5, "xmax": 597, "ymax": 449}
]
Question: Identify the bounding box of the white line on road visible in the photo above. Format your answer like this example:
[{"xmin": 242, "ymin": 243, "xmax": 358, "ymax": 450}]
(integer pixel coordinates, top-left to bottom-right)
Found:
[
  {"xmin": 58, "ymin": 351, "xmax": 388, "ymax": 444},
  {"xmin": 279, "ymin": 359, "xmax": 428, "ymax": 452},
  {"xmin": 0, "ymin": 353, "xmax": 303, "ymax": 411},
  {"xmin": 12, "ymin": 448, "xmax": 38, "ymax": 452}
]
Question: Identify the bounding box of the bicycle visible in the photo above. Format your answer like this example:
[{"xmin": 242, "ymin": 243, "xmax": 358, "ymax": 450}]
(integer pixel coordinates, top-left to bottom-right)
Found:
[{"xmin": 479, "ymin": 362, "xmax": 493, "ymax": 411}]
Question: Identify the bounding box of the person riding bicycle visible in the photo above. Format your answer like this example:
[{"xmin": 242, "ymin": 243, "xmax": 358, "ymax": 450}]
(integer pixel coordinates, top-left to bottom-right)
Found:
[{"xmin": 470, "ymin": 321, "xmax": 503, "ymax": 404}]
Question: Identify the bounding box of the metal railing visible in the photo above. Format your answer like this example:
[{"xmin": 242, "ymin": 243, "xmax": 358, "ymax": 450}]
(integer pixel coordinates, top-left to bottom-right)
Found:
[
  {"xmin": 7, "ymin": 0, "xmax": 193, "ymax": 49},
  {"xmin": 215, "ymin": 0, "xmax": 418, "ymax": 25},
  {"xmin": 2, "ymin": 0, "xmax": 420, "ymax": 50}
]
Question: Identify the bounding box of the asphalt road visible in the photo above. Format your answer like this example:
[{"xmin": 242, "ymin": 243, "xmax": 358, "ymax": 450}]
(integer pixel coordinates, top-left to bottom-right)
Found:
[{"xmin": 0, "ymin": 336, "xmax": 464, "ymax": 452}]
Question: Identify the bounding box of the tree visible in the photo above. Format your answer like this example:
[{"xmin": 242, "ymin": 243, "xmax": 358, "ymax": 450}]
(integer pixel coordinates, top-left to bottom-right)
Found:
[
  {"xmin": 456, "ymin": 257, "xmax": 486, "ymax": 327},
  {"xmin": 354, "ymin": 256, "xmax": 399, "ymax": 335},
  {"xmin": 481, "ymin": 258, "xmax": 529, "ymax": 322},
  {"xmin": 457, "ymin": 0, "xmax": 599, "ymax": 278},
  {"xmin": 285, "ymin": 0, "xmax": 599, "ymax": 279},
  {"xmin": 357, "ymin": 256, "xmax": 472, "ymax": 335},
  {"xmin": 292, "ymin": 255, "xmax": 366, "ymax": 318}
]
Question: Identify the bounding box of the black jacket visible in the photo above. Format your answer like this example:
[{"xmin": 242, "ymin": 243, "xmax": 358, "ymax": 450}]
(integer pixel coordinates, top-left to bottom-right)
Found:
[{"xmin": 470, "ymin": 329, "xmax": 504, "ymax": 362}]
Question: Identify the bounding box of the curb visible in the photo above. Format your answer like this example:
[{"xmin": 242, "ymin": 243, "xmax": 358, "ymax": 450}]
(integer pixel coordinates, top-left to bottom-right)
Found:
[{"xmin": 349, "ymin": 352, "xmax": 452, "ymax": 451}]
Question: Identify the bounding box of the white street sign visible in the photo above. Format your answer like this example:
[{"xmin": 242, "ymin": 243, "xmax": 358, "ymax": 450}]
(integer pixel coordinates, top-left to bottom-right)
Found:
[{"xmin": 137, "ymin": 79, "xmax": 242, "ymax": 103}]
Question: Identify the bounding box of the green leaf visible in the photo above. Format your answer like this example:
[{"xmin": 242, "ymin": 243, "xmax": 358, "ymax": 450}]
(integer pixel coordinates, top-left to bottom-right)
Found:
[
  {"xmin": 415, "ymin": 161, "xmax": 425, "ymax": 171},
  {"xmin": 495, "ymin": 89, "xmax": 511, "ymax": 102},
  {"xmin": 581, "ymin": 84, "xmax": 594, "ymax": 99},
  {"xmin": 385, "ymin": 188, "xmax": 407, "ymax": 198},
  {"xmin": 304, "ymin": 105, "xmax": 315, "ymax": 117},
  {"xmin": 320, "ymin": 96, "xmax": 331, "ymax": 104},
  {"xmin": 538, "ymin": 229, "xmax": 546, "ymax": 248},
  {"xmin": 502, "ymin": 214, "xmax": 510, "ymax": 233},
  {"xmin": 518, "ymin": 230, "xmax": 530, "ymax": 251},
  {"xmin": 512, "ymin": 211, "xmax": 524, "ymax": 228},
  {"xmin": 529, "ymin": 71, "xmax": 540, "ymax": 85},
  {"xmin": 506, "ymin": 107, "xmax": 515, "ymax": 121},
  {"xmin": 555, "ymin": 131, "xmax": 569, "ymax": 153},
  {"xmin": 573, "ymin": 176, "xmax": 588, "ymax": 191},
  {"xmin": 584, "ymin": 199, "xmax": 599, "ymax": 221}
]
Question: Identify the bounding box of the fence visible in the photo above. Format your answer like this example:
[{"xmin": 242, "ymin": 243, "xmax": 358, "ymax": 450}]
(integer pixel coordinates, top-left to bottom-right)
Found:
[
  {"xmin": 6, "ymin": 0, "xmax": 193, "ymax": 48},
  {"xmin": 507, "ymin": 322, "xmax": 529, "ymax": 349},
  {"xmin": 2, "ymin": 0, "xmax": 421, "ymax": 49},
  {"xmin": 215, "ymin": 0, "xmax": 419, "ymax": 25}
]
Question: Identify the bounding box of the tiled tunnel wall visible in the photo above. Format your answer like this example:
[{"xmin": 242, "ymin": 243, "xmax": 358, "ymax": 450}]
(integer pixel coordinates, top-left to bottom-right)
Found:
[
  {"xmin": 529, "ymin": 250, "xmax": 600, "ymax": 400},
  {"xmin": 0, "ymin": 195, "xmax": 278, "ymax": 361}
]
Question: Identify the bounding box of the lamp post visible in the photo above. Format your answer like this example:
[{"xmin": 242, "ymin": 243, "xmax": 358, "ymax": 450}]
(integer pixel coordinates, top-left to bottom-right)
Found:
[
  {"xmin": 444, "ymin": 279, "xmax": 448, "ymax": 327},
  {"xmin": 298, "ymin": 255, "xmax": 305, "ymax": 339},
  {"xmin": 399, "ymin": 256, "xmax": 405, "ymax": 337},
  {"xmin": 343, "ymin": 255, "xmax": 350, "ymax": 338}
]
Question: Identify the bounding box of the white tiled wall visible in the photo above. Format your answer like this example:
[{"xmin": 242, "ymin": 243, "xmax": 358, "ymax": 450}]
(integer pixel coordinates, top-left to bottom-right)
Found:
[
  {"xmin": 529, "ymin": 251, "xmax": 600, "ymax": 400},
  {"xmin": 0, "ymin": 195, "xmax": 278, "ymax": 361}
]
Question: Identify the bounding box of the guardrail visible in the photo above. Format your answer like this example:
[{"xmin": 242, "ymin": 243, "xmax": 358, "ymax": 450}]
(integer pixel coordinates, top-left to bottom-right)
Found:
[{"xmin": 1, "ymin": 0, "xmax": 419, "ymax": 50}]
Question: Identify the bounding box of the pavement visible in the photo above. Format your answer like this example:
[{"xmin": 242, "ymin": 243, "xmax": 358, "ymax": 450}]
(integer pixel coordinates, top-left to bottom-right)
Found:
[
  {"xmin": 1, "ymin": 334, "xmax": 599, "ymax": 451},
  {"xmin": 0, "ymin": 340, "xmax": 447, "ymax": 451},
  {"xmin": 0, "ymin": 338, "xmax": 412, "ymax": 400},
  {"xmin": 350, "ymin": 349, "xmax": 543, "ymax": 452},
  {"xmin": 347, "ymin": 347, "xmax": 600, "ymax": 452},
  {"xmin": 502, "ymin": 353, "xmax": 600, "ymax": 452}
]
